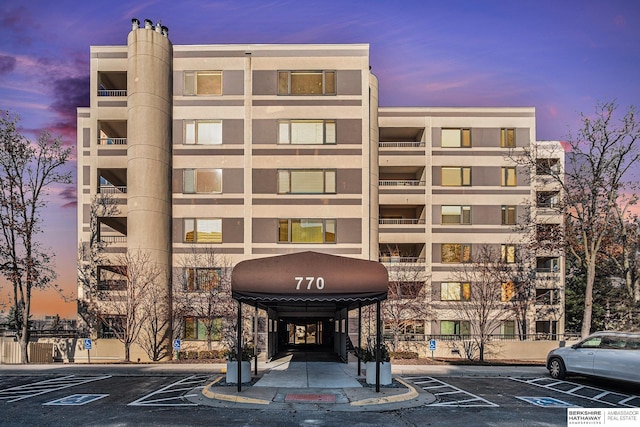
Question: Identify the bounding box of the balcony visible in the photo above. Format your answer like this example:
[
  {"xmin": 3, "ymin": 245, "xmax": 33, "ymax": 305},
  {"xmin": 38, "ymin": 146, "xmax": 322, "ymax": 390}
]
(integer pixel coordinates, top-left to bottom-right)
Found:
[
  {"xmin": 97, "ymin": 71, "xmax": 127, "ymax": 97},
  {"xmin": 99, "ymin": 185, "xmax": 127, "ymax": 195},
  {"xmin": 379, "ymin": 179, "xmax": 425, "ymax": 187},
  {"xmin": 379, "ymin": 141, "xmax": 425, "ymax": 148},
  {"xmin": 98, "ymin": 120, "xmax": 127, "ymax": 146},
  {"xmin": 379, "ymin": 218, "xmax": 424, "ymax": 225}
]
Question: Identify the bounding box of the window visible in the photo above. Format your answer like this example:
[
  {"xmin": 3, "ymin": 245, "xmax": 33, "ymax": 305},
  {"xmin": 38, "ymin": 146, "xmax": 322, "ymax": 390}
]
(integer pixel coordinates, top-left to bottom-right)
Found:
[
  {"xmin": 184, "ymin": 169, "xmax": 222, "ymax": 193},
  {"xmin": 537, "ymin": 191, "xmax": 559, "ymax": 208},
  {"xmin": 441, "ymin": 282, "xmax": 471, "ymax": 301},
  {"xmin": 278, "ymin": 219, "xmax": 336, "ymax": 243},
  {"xmin": 536, "ymin": 158, "xmax": 561, "ymax": 175},
  {"xmin": 389, "ymin": 281, "xmax": 424, "ymax": 299},
  {"xmin": 500, "ymin": 128, "xmax": 515, "ymax": 148},
  {"xmin": 501, "ymin": 320, "xmax": 516, "ymax": 337},
  {"xmin": 501, "ymin": 205, "xmax": 517, "ymax": 225},
  {"xmin": 501, "ymin": 244, "xmax": 516, "ymax": 263},
  {"xmin": 278, "ymin": 170, "xmax": 336, "ymax": 194},
  {"xmin": 383, "ymin": 320, "xmax": 425, "ymax": 341},
  {"xmin": 501, "ymin": 167, "xmax": 517, "ymax": 186},
  {"xmin": 441, "ymin": 167, "xmax": 471, "ymax": 186},
  {"xmin": 441, "ymin": 243, "xmax": 472, "ymax": 263},
  {"xmin": 185, "ymin": 120, "xmax": 222, "ymax": 145},
  {"xmin": 441, "ymin": 206, "xmax": 471, "ymax": 224},
  {"xmin": 501, "ymin": 281, "xmax": 515, "ymax": 302},
  {"xmin": 184, "ymin": 71, "xmax": 222, "ymax": 95},
  {"xmin": 98, "ymin": 316, "xmax": 124, "ymax": 339},
  {"xmin": 535, "ymin": 288, "xmax": 557, "ymax": 305},
  {"xmin": 184, "ymin": 317, "xmax": 222, "ymax": 341},
  {"xmin": 440, "ymin": 320, "xmax": 470, "ymax": 336},
  {"xmin": 536, "ymin": 257, "xmax": 560, "ymax": 272},
  {"xmin": 278, "ymin": 71, "xmax": 336, "ymax": 95},
  {"xmin": 441, "ymin": 128, "xmax": 471, "ymax": 148},
  {"xmin": 278, "ymin": 120, "xmax": 336, "ymax": 145},
  {"xmin": 184, "ymin": 268, "xmax": 221, "ymax": 291},
  {"xmin": 537, "ymin": 224, "xmax": 561, "ymax": 241},
  {"xmin": 183, "ymin": 219, "xmax": 222, "ymax": 243}
]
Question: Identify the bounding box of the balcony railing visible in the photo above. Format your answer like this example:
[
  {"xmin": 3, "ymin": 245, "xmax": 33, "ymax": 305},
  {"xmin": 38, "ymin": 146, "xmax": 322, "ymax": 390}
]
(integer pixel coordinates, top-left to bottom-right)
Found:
[
  {"xmin": 379, "ymin": 218, "xmax": 425, "ymax": 225},
  {"xmin": 379, "ymin": 180, "xmax": 425, "ymax": 187},
  {"xmin": 98, "ymin": 138, "xmax": 127, "ymax": 145},
  {"xmin": 379, "ymin": 142, "xmax": 425, "ymax": 148},
  {"xmin": 99, "ymin": 236, "xmax": 127, "ymax": 243},
  {"xmin": 379, "ymin": 256, "xmax": 426, "ymax": 264},
  {"xmin": 99, "ymin": 186, "xmax": 127, "ymax": 195},
  {"xmin": 98, "ymin": 89, "xmax": 127, "ymax": 97}
]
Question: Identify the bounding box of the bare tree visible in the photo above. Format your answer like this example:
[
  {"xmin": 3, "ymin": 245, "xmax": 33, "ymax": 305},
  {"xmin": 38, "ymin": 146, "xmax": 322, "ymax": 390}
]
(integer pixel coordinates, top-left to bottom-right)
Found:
[
  {"xmin": 446, "ymin": 245, "xmax": 517, "ymax": 361},
  {"xmin": 137, "ymin": 279, "xmax": 171, "ymax": 361},
  {"xmin": 514, "ymin": 101, "xmax": 640, "ymax": 337},
  {"xmin": 77, "ymin": 194, "xmax": 120, "ymax": 336},
  {"xmin": 96, "ymin": 250, "xmax": 163, "ymax": 362},
  {"xmin": 0, "ymin": 112, "xmax": 71, "ymax": 363},
  {"xmin": 173, "ymin": 246, "xmax": 235, "ymax": 351}
]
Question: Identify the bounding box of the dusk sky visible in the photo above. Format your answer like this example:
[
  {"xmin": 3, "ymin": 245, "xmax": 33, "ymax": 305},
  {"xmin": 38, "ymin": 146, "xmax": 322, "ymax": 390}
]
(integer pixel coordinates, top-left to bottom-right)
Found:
[{"xmin": 1, "ymin": 0, "xmax": 639, "ymax": 319}]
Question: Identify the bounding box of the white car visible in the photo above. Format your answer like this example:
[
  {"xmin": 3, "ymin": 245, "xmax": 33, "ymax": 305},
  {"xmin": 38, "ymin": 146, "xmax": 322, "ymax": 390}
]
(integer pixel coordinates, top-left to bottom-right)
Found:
[{"xmin": 546, "ymin": 331, "xmax": 640, "ymax": 383}]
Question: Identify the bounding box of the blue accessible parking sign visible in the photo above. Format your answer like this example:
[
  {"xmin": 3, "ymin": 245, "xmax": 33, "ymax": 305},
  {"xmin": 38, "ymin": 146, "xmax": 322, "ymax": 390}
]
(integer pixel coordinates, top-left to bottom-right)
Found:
[
  {"xmin": 173, "ymin": 339, "xmax": 181, "ymax": 351},
  {"xmin": 83, "ymin": 339, "xmax": 92, "ymax": 350},
  {"xmin": 429, "ymin": 339, "xmax": 437, "ymax": 351}
]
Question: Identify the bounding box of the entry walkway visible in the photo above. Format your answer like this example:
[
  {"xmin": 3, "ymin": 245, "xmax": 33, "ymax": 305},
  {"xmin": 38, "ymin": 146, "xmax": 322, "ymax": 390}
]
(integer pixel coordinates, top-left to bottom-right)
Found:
[{"xmin": 196, "ymin": 351, "xmax": 435, "ymax": 411}]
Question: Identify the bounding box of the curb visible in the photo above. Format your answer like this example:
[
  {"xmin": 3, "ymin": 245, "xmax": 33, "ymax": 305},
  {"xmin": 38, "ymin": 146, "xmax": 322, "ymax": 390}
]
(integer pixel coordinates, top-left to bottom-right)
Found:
[
  {"xmin": 201, "ymin": 376, "xmax": 270, "ymax": 405},
  {"xmin": 350, "ymin": 377, "xmax": 419, "ymax": 406}
]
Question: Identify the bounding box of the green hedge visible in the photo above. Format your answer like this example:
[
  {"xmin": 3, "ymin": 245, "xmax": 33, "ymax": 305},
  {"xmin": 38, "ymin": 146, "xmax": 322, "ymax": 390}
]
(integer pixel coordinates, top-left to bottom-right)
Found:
[{"xmin": 390, "ymin": 351, "xmax": 419, "ymax": 359}]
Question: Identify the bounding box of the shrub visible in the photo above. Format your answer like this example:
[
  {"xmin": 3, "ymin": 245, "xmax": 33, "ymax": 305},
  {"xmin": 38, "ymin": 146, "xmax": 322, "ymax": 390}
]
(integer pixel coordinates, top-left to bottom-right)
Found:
[
  {"xmin": 390, "ymin": 351, "xmax": 419, "ymax": 360},
  {"xmin": 198, "ymin": 350, "xmax": 214, "ymax": 360}
]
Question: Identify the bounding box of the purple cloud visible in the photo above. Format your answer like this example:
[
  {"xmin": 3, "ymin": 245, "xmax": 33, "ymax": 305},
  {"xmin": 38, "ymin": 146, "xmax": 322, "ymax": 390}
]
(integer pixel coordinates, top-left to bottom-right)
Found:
[
  {"xmin": 0, "ymin": 55, "xmax": 16, "ymax": 75},
  {"xmin": 47, "ymin": 75, "xmax": 90, "ymax": 145},
  {"xmin": 58, "ymin": 186, "xmax": 77, "ymax": 209}
]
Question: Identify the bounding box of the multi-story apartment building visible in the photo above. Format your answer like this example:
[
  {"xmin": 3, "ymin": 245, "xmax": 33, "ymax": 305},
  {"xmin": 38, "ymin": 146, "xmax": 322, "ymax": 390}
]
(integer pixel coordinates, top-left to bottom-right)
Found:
[{"xmin": 77, "ymin": 20, "xmax": 564, "ymax": 360}]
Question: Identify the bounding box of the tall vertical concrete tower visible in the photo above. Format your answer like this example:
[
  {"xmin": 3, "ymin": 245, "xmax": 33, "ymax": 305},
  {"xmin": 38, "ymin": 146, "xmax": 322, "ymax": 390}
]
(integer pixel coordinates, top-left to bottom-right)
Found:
[{"xmin": 126, "ymin": 19, "xmax": 173, "ymax": 357}]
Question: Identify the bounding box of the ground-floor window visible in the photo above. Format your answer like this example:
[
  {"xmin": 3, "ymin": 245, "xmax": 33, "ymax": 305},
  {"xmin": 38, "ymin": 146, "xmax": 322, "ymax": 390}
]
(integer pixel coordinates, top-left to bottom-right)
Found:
[
  {"xmin": 184, "ymin": 316, "xmax": 222, "ymax": 341},
  {"xmin": 440, "ymin": 320, "xmax": 470, "ymax": 336},
  {"xmin": 98, "ymin": 316, "xmax": 124, "ymax": 338}
]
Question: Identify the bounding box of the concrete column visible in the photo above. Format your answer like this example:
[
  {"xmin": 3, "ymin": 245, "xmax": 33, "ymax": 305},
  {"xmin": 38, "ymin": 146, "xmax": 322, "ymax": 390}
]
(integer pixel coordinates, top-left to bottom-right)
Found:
[
  {"xmin": 127, "ymin": 24, "xmax": 173, "ymax": 359},
  {"xmin": 369, "ymin": 73, "xmax": 380, "ymax": 260}
]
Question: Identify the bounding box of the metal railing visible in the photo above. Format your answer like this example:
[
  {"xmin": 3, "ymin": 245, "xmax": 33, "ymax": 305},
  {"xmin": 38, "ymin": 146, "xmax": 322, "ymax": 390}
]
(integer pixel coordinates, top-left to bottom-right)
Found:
[
  {"xmin": 379, "ymin": 218, "xmax": 425, "ymax": 225},
  {"xmin": 379, "ymin": 256, "xmax": 426, "ymax": 264},
  {"xmin": 98, "ymin": 138, "xmax": 127, "ymax": 145},
  {"xmin": 377, "ymin": 333, "xmax": 581, "ymax": 342},
  {"xmin": 99, "ymin": 236, "xmax": 127, "ymax": 243},
  {"xmin": 379, "ymin": 180, "xmax": 425, "ymax": 187},
  {"xmin": 98, "ymin": 89, "xmax": 127, "ymax": 96},
  {"xmin": 99, "ymin": 186, "xmax": 127, "ymax": 195},
  {"xmin": 379, "ymin": 142, "xmax": 425, "ymax": 148}
]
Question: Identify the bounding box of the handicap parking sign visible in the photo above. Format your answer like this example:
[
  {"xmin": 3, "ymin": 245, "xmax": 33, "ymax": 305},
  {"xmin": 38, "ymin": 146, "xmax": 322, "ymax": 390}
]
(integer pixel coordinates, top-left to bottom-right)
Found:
[
  {"xmin": 173, "ymin": 339, "xmax": 181, "ymax": 351},
  {"xmin": 429, "ymin": 339, "xmax": 437, "ymax": 351},
  {"xmin": 83, "ymin": 339, "xmax": 92, "ymax": 350}
]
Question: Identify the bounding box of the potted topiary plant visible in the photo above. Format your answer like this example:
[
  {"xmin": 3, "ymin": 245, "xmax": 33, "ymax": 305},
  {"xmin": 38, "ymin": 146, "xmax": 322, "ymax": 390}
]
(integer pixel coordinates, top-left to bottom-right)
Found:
[
  {"xmin": 225, "ymin": 343, "xmax": 254, "ymax": 384},
  {"xmin": 355, "ymin": 341, "xmax": 392, "ymax": 385}
]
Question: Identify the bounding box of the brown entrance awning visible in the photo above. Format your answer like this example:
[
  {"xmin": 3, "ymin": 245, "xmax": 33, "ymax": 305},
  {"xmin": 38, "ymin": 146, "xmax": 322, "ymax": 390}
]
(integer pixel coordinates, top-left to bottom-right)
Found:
[{"xmin": 231, "ymin": 251, "xmax": 388, "ymax": 308}]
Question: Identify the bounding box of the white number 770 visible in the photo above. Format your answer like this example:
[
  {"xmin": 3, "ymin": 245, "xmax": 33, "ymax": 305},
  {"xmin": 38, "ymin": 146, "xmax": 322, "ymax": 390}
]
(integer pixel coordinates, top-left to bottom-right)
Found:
[{"xmin": 295, "ymin": 276, "xmax": 325, "ymax": 290}]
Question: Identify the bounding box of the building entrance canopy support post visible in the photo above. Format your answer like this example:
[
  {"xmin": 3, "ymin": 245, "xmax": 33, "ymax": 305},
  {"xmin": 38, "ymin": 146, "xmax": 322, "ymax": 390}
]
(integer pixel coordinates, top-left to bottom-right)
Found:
[{"xmin": 231, "ymin": 251, "xmax": 388, "ymax": 392}]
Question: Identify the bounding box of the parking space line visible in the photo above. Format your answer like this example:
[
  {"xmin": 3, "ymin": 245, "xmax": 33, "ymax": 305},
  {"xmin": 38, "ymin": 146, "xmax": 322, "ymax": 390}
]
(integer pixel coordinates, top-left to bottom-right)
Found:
[
  {"xmin": 403, "ymin": 376, "xmax": 499, "ymax": 407},
  {"xmin": 510, "ymin": 377, "xmax": 640, "ymax": 408},
  {"xmin": 0, "ymin": 375, "xmax": 112, "ymax": 402},
  {"xmin": 128, "ymin": 375, "xmax": 209, "ymax": 407}
]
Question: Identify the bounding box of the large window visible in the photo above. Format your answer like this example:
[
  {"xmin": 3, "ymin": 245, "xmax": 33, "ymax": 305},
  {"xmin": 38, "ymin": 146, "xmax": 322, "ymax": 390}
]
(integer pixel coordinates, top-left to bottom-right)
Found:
[
  {"xmin": 501, "ymin": 281, "xmax": 515, "ymax": 301},
  {"xmin": 441, "ymin": 128, "xmax": 471, "ymax": 148},
  {"xmin": 441, "ymin": 167, "xmax": 471, "ymax": 186},
  {"xmin": 500, "ymin": 128, "xmax": 515, "ymax": 148},
  {"xmin": 536, "ymin": 257, "xmax": 560, "ymax": 272},
  {"xmin": 184, "ymin": 268, "xmax": 221, "ymax": 291},
  {"xmin": 183, "ymin": 219, "xmax": 222, "ymax": 243},
  {"xmin": 441, "ymin": 282, "xmax": 471, "ymax": 301},
  {"xmin": 184, "ymin": 169, "xmax": 222, "ymax": 193},
  {"xmin": 501, "ymin": 167, "xmax": 517, "ymax": 186},
  {"xmin": 501, "ymin": 320, "xmax": 516, "ymax": 337},
  {"xmin": 278, "ymin": 219, "xmax": 336, "ymax": 243},
  {"xmin": 278, "ymin": 170, "xmax": 336, "ymax": 194},
  {"xmin": 278, "ymin": 71, "xmax": 336, "ymax": 95},
  {"xmin": 441, "ymin": 243, "xmax": 472, "ymax": 263},
  {"xmin": 441, "ymin": 205, "xmax": 471, "ymax": 224},
  {"xmin": 184, "ymin": 317, "xmax": 222, "ymax": 341},
  {"xmin": 440, "ymin": 320, "xmax": 470, "ymax": 336},
  {"xmin": 278, "ymin": 120, "xmax": 336, "ymax": 145},
  {"xmin": 185, "ymin": 120, "xmax": 222, "ymax": 145},
  {"xmin": 501, "ymin": 244, "xmax": 516, "ymax": 263},
  {"xmin": 537, "ymin": 191, "xmax": 559, "ymax": 208},
  {"xmin": 536, "ymin": 158, "xmax": 561, "ymax": 175},
  {"xmin": 184, "ymin": 71, "xmax": 222, "ymax": 95},
  {"xmin": 501, "ymin": 205, "xmax": 517, "ymax": 225}
]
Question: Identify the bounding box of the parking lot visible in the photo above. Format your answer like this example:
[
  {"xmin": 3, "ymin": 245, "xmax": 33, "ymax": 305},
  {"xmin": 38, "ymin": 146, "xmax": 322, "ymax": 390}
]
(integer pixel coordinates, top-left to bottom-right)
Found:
[{"xmin": 0, "ymin": 366, "xmax": 638, "ymax": 426}]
